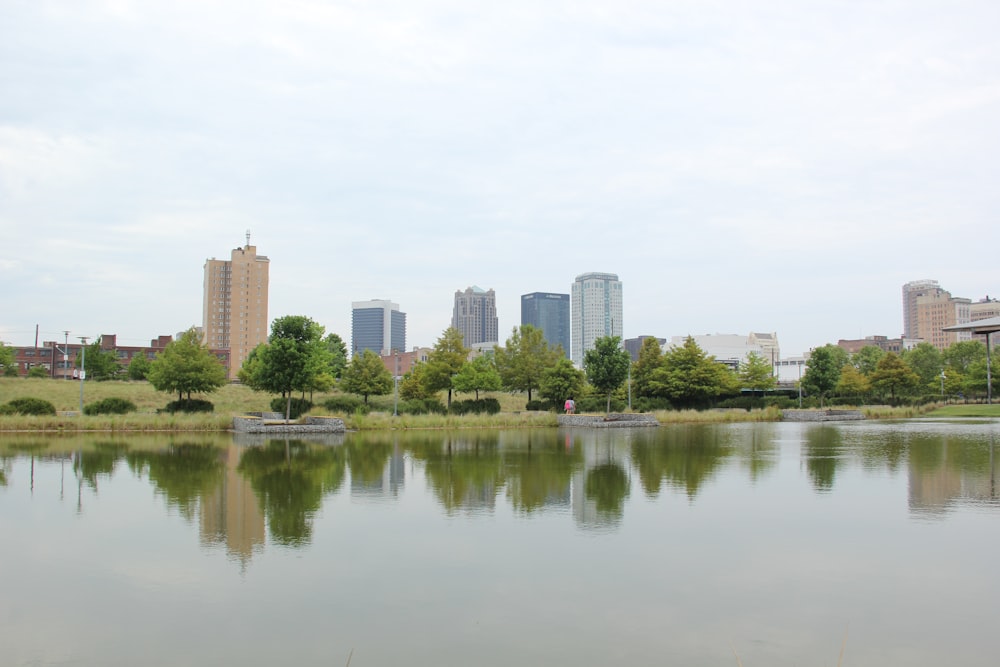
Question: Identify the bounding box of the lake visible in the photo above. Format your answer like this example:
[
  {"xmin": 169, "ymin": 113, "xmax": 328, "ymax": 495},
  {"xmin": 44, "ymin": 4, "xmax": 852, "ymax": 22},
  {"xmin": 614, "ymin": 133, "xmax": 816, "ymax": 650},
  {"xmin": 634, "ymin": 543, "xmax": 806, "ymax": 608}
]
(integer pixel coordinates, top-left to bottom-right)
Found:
[{"xmin": 2, "ymin": 420, "xmax": 998, "ymax": 666}]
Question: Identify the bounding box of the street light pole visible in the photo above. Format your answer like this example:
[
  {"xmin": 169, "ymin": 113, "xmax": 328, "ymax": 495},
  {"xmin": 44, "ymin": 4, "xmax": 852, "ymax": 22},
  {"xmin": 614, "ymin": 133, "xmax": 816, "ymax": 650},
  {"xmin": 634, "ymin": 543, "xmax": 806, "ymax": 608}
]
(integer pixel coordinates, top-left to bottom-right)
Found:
[
  {"xmin": 393, "ymin": 350, "xmax": 400, "ymax": 417},
  {"xmin": 78, "ymin": 337, "xmax": 89, "ymax": 414}
]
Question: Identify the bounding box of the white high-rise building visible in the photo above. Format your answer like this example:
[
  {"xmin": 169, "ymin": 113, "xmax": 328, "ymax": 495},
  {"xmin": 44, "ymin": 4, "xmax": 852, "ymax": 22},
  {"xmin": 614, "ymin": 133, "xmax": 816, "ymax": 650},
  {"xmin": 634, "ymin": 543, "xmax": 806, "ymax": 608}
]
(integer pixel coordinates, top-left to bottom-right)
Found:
[{"xmin": 571, "ymin": 272, "xmax": 623, "ymax": 365}]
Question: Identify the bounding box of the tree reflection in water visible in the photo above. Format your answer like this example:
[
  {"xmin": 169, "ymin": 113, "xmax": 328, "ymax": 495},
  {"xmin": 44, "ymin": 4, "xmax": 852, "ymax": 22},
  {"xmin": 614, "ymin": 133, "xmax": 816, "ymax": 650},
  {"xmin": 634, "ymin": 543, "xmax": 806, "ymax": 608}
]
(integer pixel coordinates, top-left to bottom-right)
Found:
[
  {"xmin": 629, "ymin": 425, "xmax": 734, "ymax": 500},
  {"xmin": 237, "ymin": 439, "xmax": 346, "ymax": 546},
  {"xmin": 127, "ymin": 443, "xmax": 225, "ymax": 521}
]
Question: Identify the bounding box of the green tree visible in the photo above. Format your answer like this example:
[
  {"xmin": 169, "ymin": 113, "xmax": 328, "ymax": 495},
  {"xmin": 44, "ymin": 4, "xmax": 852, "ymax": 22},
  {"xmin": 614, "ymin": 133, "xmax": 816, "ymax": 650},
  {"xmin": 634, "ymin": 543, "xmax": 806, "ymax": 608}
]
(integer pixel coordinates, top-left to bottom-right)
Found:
[
  {"xmin": 801, "ymin": 345, "xmax": 848, "ymax": 406},
  {"xmin": 943, "ymin": 340, "xmax": 986, "ymax": 375},
  {"xmin": 0, "ymin": 342, "xmax": 15, "ymax": 375},
  {"xmin": 242, "ymin": 315, "xmax": 332, "ymax": 420},
  {"xmin": 649, "ymin": 336, "xmax": 737, "ymax": 407},
  {"xmin": 127, "ymin": 354, "xmax": 151, "ymax": 381},
  {"xmin": 342, "ymin": 349, "xmax": 394, "ymax": 404},
  {"xmin": 78, "ymin": 338, "xmax": 121, "ymax": 381},
  {"xmin": 324, "ymin": 333, "xmax": 349, "ymax": 380},
  {"xmin": 494, "ymin": 325, "xmax": 558, "ymax": 402},
  {"xmin": 539, "ymin": 357, "xmax": 587, "ymax": 406},
  {"xmin": 738, "ymin": 351, "xmax": 776, "ymax": 395},
  {"xmin": 903, "ymin": 342, "xmax": 943, "ymax": 392},
  {"xmin": 399, "ymin": 362, "xmax": 436, "ymax": 400},
  {"xmin": 423, "ymin": 327, "xmax": 469, "ymax": 408},
  {"xmin": 870, "ymin": 352, "xmax": 920, "ymax": 401},
  {"xmin": 851, "ymin": 345, "xmax": 885, "ymax": 377},
  {"xmin": 147, "ymin": 328, "xmax": 228, "ymax": 402},
  {"xmin": 452, "ymin": 354, "xmax": 502, "ymax": 400},
  {"xmin": 631, "ymin": 337, "xmax": 663, "ymax": 399},
  {"xmin": 583, "ymin": 336, "xmax": 631, "ymax": 414},
  {"xmin": 836, "ymin": 363, "xmax": 870, "ymax": 401}
]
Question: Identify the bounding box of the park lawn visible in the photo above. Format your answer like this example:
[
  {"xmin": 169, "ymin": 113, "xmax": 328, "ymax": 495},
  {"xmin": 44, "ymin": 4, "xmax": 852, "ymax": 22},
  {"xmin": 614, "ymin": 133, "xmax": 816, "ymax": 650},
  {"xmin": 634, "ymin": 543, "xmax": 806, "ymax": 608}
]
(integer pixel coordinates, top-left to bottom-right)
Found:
[{"xmin": 923, "ymin": 404, "xmax": 1000, "ymax": 418}]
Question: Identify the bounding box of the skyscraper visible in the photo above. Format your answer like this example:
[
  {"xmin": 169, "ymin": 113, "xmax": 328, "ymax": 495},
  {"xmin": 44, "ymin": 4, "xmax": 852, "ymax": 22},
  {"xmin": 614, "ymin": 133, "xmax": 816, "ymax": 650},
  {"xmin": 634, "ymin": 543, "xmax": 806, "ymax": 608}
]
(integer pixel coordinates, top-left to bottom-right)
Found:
[
  {"xmin": 571, "ymin": 272, "xmax": 622, "ymax": 365},
  {"xmin": 901, "ymin": 279, "xmax": 940, "ymax": 339},
  {"xmin": 203, "ymin": 234, "xmax": 269, "ymax": 379},
  {"xmin": 521, "ymin": 292, "xmax": 570, "ymax": 356},
  {"xmin": 452, "ymin": 286, "xmax": 498, "ymax": 347},
  {"xmin": 351, "ymin": 299, "xmax": 406, "ymax": 356}
]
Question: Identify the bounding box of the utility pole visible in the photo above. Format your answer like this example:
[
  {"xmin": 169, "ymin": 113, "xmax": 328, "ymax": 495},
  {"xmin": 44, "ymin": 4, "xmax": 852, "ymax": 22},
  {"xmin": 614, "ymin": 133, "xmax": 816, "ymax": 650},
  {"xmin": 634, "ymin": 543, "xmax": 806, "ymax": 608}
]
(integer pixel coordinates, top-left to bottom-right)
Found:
[{"xmin": 78, "ymin": 337, "xmax": 89, "ymax": 414}]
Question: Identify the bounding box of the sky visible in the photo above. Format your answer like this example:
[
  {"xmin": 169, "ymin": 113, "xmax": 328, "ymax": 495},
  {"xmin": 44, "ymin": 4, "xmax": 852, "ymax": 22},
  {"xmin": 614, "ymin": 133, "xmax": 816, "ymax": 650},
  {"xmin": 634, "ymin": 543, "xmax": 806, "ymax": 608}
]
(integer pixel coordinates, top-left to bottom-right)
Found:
[{"xmin": 1, "ymin": 0, "xmax": 998, "ymax": 357}]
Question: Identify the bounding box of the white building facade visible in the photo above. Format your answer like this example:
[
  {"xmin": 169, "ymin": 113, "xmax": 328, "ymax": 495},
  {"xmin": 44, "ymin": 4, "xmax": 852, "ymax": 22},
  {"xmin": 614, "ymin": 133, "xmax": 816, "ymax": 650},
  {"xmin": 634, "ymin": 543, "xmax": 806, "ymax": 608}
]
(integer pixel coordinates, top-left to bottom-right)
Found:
[{"xmin": 571, "ymin": 272, "xmax": 623, "ymax": 365}]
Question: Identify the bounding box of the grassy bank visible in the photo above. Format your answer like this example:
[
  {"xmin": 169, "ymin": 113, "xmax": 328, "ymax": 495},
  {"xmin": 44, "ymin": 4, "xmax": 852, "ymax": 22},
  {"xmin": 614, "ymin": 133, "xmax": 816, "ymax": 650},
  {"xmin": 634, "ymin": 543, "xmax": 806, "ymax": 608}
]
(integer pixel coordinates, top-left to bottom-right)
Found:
[{"xmin": 922, "ymin": 404, "xmax": 1000, "ymax": 418}]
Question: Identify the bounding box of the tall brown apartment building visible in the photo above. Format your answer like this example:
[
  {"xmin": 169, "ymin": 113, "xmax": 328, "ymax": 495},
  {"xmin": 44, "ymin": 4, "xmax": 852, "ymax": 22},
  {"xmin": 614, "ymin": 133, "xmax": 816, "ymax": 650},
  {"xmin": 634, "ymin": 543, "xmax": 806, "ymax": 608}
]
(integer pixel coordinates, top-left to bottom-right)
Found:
[
  {"xmin": 203, "ymin": 236, "xmax": 269, "ymax": 379},
  {"xmin": 914, "ymin": 287, "xmax": 971, "ymax": 350}
]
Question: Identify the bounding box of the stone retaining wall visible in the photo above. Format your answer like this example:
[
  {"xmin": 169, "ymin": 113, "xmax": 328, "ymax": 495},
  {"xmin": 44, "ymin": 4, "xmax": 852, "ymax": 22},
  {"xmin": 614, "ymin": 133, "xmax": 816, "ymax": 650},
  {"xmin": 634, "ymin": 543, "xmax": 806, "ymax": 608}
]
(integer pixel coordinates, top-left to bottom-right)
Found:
[
  {"xmin": 233, "ymin": 415, "xmax": 347, "ymax": 434},
  {"xmin": 781, "ymin": 409, "xmax": 864, "ymax": 422},
  {"xmin": 558, "ymin": 413, "xmax": 660, "ymax": 428}
]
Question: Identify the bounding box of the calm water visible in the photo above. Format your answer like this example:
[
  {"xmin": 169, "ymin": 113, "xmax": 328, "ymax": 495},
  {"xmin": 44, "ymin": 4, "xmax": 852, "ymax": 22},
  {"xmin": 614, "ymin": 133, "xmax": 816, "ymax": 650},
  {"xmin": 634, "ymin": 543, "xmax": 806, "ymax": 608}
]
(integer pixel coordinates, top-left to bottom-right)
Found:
[{"xmin": 1, "ymin": 420, "xmax": 998, "ymax": 667}]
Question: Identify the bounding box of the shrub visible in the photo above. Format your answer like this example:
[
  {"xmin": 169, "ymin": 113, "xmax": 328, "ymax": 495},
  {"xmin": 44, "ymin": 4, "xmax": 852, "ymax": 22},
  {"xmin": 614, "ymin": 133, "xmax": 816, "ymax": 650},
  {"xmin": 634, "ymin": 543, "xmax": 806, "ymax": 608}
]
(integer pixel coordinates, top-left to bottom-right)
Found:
[
  {"xmin": 270, "ymin": 397, "xmax": 313, "ymax": 419},
  {"xmin": 525, "ymin": 399, "xmax": 557, "ymax": 412},
  {"xmin": 398, "ymin": 398, "xmax": 446, "ymax": 415},
  {"xmin": 164, "ymin": 398, "xmax": 214, "ymax": 413},
  {"xmin": 5, "ymin": 397, "xmax": 57, "ymax": 415},
  {"xmin": 632, "ymin": 397, "xmax": 674, "ymax": 413},
  {"xmin": 0, "ymin": 404, "xmax": 17, "ymax": 415},
  {"xmin": 323, "ymin": 395, "xmax": 367, "ymax": 415},
  {"xmin": 576, "ymin": 396, "xmax": 626, "ymax": 413},
  {"xmin": 27, "ymin": 366, "xmax": 49, "ymax": 378},
  {"xmin": 450, "ymin": 398, "xmax": 501, "ymax": 415},
  {"xmin": 84, "ymin": 397, "xmax": 138, "ymax": 416}
]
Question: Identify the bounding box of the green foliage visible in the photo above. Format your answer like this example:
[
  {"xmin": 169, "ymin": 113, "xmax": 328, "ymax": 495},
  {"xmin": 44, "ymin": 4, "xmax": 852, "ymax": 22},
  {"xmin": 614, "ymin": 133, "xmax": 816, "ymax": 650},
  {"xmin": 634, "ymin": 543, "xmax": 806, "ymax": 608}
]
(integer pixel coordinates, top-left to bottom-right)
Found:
[
  {"xmin": 4, "ymin": 397, "xmax": 57, "ymax": 415},
  {"xmin": 525, "ymin": 399, "xmax": 558, "ymax": 411},
  {"xmin": 399, "ymin": 362, "xmax": 435, "ymax": 400},
  {"xmin": 903, "ymin": 342, "xmax": 944, "ymax": 391},
  {"xmin": 943, "ymin": 340, "xmax": 986, "ymax": 375},
  {"xmin": 423, "ymin": 327, "xmax": 469, "ymax": 407},
  {"xmin": 836, "ymin": 363, "xmax": 870, "ymax": 400},
  {"xmin": 632, "ymin": 396, "xmax": 674, "ymax": 412},
  {"xmin": 323, "ymin": 394, "xmax": 368, "ymax": 414},
  {"xmin": 583, "ymin": 336, "xmax": 631, "ymax": 413},
  {"xmin": 539, "ymin": 357, "xmax": 586, "ymax": 405},
  {"xmin": 452, "ymin": 354, "xmax": 502, "ymax": 400},
  {"xmin": 631, "ymin": 337, "xmax": 663, "ymax": 399},
  {"xmin": 342, "ymin": 349, "xmax": 394, "ymax": 404},
  {"xmin": 801, "ymin": 344, "xmax": 848, "ymax": 406},
  {"xmin": 27, "ymin": 366, "xmax": 49, "ymax": 378},
  {"xmin": 398, "ymin": 398, "xmax": 447, "ymax": 415},
  {"xmin": 127, "ymin": 354, "xmax": 151, "ymax": 381},
  {"xmin": 164, "ymin": 398, "xmax": 214, "ymax": 413},
  {"xmin": 576, "ymin": 395, "xmax": 627, "ymax": 413},
  {"xmin": 4, "ymin": 365, "xmax": 18, "ymax": 377},
  {"xmin": 324, "ymin": 333, "xmax": 348, "ymax": 379},
  {"xmin": 738, "ymin": 351, "xmax": 776, "ymax": 393},
  {"xmin": 649, "ymin": 336, "xmax": 737, "ymax": 408},
  {"xmin": 851, "ymin": 345, "xmax": 885, "ymax": 376},
  {"xmin": 242, "ymin": 315, "xmax": 332, "ymax": 420},
  {"xmin": 494, "ymin": 325, "xmax": 558, "ymax": 402},
  {"xmin": 871, "ymin": 352, "xmax": 921, "ymax": 402},
  {"xmin": 269, "ymin": 396, "xmax": 314, "ymax": 419},
  {"xmin": 449, "ymin": 398, "xmax": 501, "ymax": 415},
  {"xmin": 0, "ymin": 342, "xmax": 15, "ymax": 374},
  {"xmin": 78, "ymin": 339, "xmax": 122, "ymax": 381},
  {"xmin": 0, "ymin": 403, "xmax": 16, "ymax": 415},
  {"xmin": 147, "ymin": 329, "xmax": 228, "ymax": 401},
  {"xmin": 84, "ymin": 397, "xmax": 138, "ymax": 415}
]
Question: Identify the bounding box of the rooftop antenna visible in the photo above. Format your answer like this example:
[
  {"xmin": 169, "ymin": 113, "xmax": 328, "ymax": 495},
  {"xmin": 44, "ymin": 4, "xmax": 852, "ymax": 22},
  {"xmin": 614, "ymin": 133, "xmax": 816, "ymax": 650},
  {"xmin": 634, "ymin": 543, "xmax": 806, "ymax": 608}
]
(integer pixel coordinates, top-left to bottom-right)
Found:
[{"xmin": 245, "ymin": 229, "xmax": 251, "ymax": 247}]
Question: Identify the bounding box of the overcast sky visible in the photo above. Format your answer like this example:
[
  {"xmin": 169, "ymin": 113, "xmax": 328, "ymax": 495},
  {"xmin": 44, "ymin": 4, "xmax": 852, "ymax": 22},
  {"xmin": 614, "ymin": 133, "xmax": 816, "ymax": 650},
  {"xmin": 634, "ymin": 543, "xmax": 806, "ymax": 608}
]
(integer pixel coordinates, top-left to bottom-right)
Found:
[{"xmin": 1, "ymin": 0, "xmax": 997, "ymax": 357}]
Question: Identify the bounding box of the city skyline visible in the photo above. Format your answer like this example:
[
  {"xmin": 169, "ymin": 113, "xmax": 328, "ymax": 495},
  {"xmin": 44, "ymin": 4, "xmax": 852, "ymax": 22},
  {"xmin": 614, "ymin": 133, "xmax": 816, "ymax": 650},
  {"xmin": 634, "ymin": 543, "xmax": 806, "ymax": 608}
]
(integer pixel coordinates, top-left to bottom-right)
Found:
[{"xmin": 2, "ymin": 3, "xmax": 998, "ymax": 356}]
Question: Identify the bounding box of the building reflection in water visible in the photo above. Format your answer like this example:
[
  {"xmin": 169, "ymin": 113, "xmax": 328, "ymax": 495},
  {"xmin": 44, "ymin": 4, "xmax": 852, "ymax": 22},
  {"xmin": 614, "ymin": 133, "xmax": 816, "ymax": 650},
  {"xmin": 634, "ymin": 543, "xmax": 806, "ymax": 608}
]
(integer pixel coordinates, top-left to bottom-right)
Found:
[{"xmin": 199, "ymin": 444, "xmax": 265, "ymax": 568}]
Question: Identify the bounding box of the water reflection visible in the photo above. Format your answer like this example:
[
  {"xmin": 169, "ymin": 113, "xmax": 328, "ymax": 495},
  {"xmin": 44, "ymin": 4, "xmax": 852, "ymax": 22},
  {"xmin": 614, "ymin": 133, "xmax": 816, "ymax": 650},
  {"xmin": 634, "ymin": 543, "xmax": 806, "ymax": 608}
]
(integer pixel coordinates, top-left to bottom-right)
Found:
[
  {"xmin": 2, "ymin": 421, "xmax": 998, "ymax": 549},
  {"xmin": 629, "ymin": 425, "xmax": 735, "ymax": 499},
  {"xmin": 237, "ymin": 438, "xmax": 346, "ymax": 546}
]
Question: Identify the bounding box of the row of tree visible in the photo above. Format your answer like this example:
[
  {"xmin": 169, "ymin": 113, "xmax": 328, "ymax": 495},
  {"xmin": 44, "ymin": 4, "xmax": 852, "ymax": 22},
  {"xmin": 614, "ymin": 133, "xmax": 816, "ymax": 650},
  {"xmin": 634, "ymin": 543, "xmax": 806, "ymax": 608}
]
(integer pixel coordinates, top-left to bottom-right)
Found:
[
  {"xmin": 801, "ymin": 340, "xmax": 996, "ymax": 404},
  {"xmin": 10, "ymin": 315, "xmax": 993, "ymax": 415}
]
